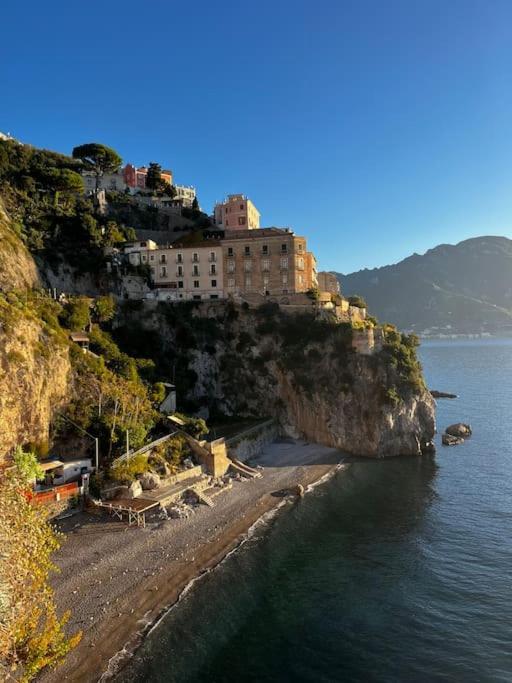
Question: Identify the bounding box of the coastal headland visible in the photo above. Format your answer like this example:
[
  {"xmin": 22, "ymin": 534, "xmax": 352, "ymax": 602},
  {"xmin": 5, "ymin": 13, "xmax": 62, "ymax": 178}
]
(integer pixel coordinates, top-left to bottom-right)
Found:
[{"xmin": 40, "ymin": 440, "xmax": 344, "ymax": 682}]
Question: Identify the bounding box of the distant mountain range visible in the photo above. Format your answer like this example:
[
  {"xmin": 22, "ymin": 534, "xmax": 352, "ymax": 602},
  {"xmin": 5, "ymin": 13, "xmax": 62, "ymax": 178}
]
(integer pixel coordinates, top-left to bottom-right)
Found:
[{"xmin": 336, "ymin": 236, "xmax": 512, "ymax": 334}]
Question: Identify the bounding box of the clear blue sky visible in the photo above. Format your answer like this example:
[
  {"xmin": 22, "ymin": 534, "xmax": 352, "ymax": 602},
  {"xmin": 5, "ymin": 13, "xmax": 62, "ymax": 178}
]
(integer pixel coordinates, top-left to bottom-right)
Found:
[{"xmin": 1, "ymin": 0, "xmax": 511, "ymax": 273}]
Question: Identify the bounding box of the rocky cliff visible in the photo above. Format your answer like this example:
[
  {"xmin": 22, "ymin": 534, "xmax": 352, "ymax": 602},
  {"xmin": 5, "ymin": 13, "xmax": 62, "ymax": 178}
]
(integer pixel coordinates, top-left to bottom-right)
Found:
[
  {"xmin": 0, "ymin": 200, "xmax": 40, "ymax": 292},
  {"xmin": 0, "ymin": 202, "xmax": 71, "ymax": 457},
  {"xmin": 0, "ymin": 311, "xmax": 70, "ymax": 456},
  {"xmin": 114, "ymin": 301, "xmax": 436, "ymax": 457}
]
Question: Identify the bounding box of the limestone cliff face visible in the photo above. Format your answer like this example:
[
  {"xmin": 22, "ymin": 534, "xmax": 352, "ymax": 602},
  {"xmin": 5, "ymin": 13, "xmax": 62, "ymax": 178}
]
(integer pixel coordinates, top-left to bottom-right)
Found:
[
  {"xmin": 115, "ymin": 301, "xmax": 436, "ymax": 457},
  {"xmin": 273, "ymin": 360, "xmax": 435, "ymax": 457},
  {"xmin": 0, "ymin": 200, "xmax": 40, "ymax": 292},
  {"xmin": 0, "ymin": 316, "xmax": 70, "ymax": 458},
  {"xmin": 0, "ymin": 200, "xmax": 71, "ymax": 460}
]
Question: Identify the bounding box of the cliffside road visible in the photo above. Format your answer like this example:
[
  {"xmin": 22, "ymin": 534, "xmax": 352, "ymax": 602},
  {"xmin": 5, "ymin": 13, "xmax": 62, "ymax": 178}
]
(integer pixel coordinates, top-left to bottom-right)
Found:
[{"xmin": 41, "ymin": 440, "xmax": 344, "ymax": 683}]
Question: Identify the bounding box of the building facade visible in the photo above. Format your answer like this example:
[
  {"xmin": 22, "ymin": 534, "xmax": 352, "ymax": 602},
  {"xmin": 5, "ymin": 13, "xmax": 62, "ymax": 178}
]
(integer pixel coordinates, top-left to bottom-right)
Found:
[
  {"xmin": 220, "ymin": 227, "xmax": 317, "ymax": 297},
  {"xmin": 123, "ymin": 164, "xmax": 173, "ymax": 190},
  {"xmin": 174, "ymin": 185, "xmax": 196, "ymax": 208},
  {"xmin": 214, "ymin": 194, "xmax": 260, "ymax": 230},
  {"xmin": 317, "ymin": 271, "xmax": 341, "ymax": 295},
  {"xmin": 82, "ymin": 171, "xmax": 127, "ymax": 193},
  {"xmin": 140, "ymin": 244, "xmax": 224, "ymax": 301}
]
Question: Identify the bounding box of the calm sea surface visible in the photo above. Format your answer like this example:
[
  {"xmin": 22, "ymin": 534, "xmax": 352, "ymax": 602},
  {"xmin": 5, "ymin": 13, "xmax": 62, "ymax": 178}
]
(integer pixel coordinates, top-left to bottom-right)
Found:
[{"xmin": 118, "ymin": 339, "xmax": 512, "ymax": 683}]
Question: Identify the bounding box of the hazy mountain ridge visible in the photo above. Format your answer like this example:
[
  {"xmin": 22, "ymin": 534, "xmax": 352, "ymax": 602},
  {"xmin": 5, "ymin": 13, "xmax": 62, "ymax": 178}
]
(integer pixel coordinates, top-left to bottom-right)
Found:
[{"xmin": 337, "ymin": 236, "xmax": 512, "ymax": 333}]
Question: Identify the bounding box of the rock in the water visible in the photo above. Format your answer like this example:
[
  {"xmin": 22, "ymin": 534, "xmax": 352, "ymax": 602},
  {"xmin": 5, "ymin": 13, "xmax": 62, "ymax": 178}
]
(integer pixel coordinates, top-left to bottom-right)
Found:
[
  {"xmin": 127, "ymin": 480, "xmax": 143, "ymax": 498},
  {"xmin": 445, "ymin": 423, "xmax": 472, "ymax": 438},
  {"xmin": 431, "ymin": 390, "xmax": 458, "ymax": 399},
  {"xmin": 139, "ymin": 472, "xmax": 161, "ymax": 491},
  {"xmin": 442, "ymin": 433, "xmax": 464, "ymax": 446},
  {"xmin": 294, "ymin": 484, "xmax": 305, "ymax": 497}
]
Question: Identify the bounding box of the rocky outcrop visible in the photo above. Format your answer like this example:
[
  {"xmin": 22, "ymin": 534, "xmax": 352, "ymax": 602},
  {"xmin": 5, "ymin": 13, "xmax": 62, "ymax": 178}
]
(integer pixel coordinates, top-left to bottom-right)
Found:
[
  {"xmin": 115, "ymin": 301, "xmax": 436, "ymax": 458},
  {"xmin": 0, "ymin": 314, "xmax": 70, "ymax": 459},
  {"xmin": 0, "ymin": 200, "xmax": 39, "ymax": 292},
  {"xmin": 442, "ymin": 433, "xmax": 464, "ymax": 446},
  {"xmin": 445, "ymin": 423, "xmax": 472, "ymax": 438},
  {"xmin": 274, "ymin": 357, "xmax": 435, "ymax": 457}
]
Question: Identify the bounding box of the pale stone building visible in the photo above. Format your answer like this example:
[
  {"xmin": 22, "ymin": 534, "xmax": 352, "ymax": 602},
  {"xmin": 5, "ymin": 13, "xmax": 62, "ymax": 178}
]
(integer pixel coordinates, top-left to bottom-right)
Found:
[
  {"xmin": 140, "ymin": 243, "xmax": 224, "ymax": 301},
  {"xmin": 214, "ymin": 194, "xmax": 260, "ymax": 230},
  {"xmin": 82, "ymin": 171, "xmax": 127, "ymax": 193},
  {"xmin": 317, "ymin": 271, "xmax": 341, "ymax": 295},
  {"xmin": 174, "ymin": 185, "xmax": 196, "ymax": 208}
]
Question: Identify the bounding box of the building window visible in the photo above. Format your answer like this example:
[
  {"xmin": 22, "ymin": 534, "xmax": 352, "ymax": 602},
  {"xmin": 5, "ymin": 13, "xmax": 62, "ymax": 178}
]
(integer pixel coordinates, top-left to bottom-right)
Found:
[
  {"xmin": 160, "ymin": 254, "xmax": 167, "ymax": 263},
  {"xmin": 245, "ymin": 276, "xmax": 252, "ymax": 287},
  {"xmin": 298, "ymin": 274, "xmax": 304, "ymax": 285},
  {"xmin": 227, "ymin": 260, "xmax": 235, "ymax": 273},
  {"xmin": 228, "ymin": 278, "xmax": 235, "ymax": 288},
  {"xmin": 210, "ymin": 264, "xmax": 216, "ymax": 275},
  {"xmin": 244, "ymin": 261, "xmax": 252, "ymax": 272},
  {"xmin": 193, "ymin": 295, "xmax": 201, "ymax": 300},
  {"xmin": 238, "ymin": 216, "xmax": 246, "ymax": 225},
  {"xmin": 297, "ymin": 257, "xmax": 304, "ymax": 270},
  {"xmin": 227, "ymin": 247, "xmax": 233, "ymax": 256},
  {"xmin": 160, "ymin": 266, "xmax": 167, "ymax": 277},
  {"xmin": 178, "ymin": 281, "xmax": 184, "ymax": 288},
  {"xmin": 210, "ymin": 251, "xmax": 216, "ymax": 262},
  {"xmin": 177, "ymin": 265, "xmax": 183, "ymax": 277},
  {"xmin": 193, "ymin": 252, "xmax": 199, "ymax": 262},
  {"xmin": 177, "ymin": 253, "xmax": 183, "ymax": 263},
  {"xmin": 262, "ymin": 245, "xmax": 268, "ymax": 255},
  {"xmin": 281, "ymin": 244, "xmax": 288, "ymax": 253},
  {"xmin": 298, "ymin": 243, "xmax": 304, "ymax": 252},
  {"xmin": 225, "ymin": 207, "xmax": 229, "ymax": 214},
  {"xmin": 210, "ymin": 294, "xmax": 219, "ymax": 300},
  {"xmin": 150, "ymin": 267, "xmax": 155, "ymax": 274},
  {"xmin": 193, "ymin": 265, "xmax": 199, "ymax": 276},
  {"xmin": 263, "ymin": 275, "xmax": 269, "ymax": 287},
  {"xmin": 244, "ymin": 246, "xmax": 251, "ymax": 256},
  {"xmin": 240, "ymin": 204, "xmax": 244, "ymax": 210},
  {"xmin": 150, "ymin": 255, "xmax": 155, "ymax": 261},
  {"xmin": 282, "ymin": 273, "xmax": 288, "ymax": 284},
  {"xmin": 211, "ymin": 279, "xmax": 217, "ymax": 288},
  {"xmin": 225, "ymin": 219, "xmax": 229, "ymax": 226},
  {"xmin": 193, "ymin": 280, "xmax": 200, "ymax": 288},
  {"xmin": 142, "ymin": 254, "xmax": 147, "ymax": 262},
  {"xmin": 280, "ymin": 257, "xmax": 288, "ymax": 269},
  {"xmin": 262, "ymin": 259, "xmax": 270, "ymax": 271}
]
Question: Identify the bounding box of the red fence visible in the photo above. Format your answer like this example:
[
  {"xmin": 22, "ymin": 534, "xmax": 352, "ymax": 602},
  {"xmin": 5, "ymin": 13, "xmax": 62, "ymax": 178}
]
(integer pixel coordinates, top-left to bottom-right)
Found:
[{"xmin": 30, "ymin": 482, "xmax": 79, "ymax": 505}]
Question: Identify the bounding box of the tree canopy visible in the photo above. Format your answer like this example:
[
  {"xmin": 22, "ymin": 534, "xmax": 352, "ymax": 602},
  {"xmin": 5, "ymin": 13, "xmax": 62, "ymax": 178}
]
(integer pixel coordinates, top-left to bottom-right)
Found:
[{"xmin": 72, "ymin": 143, "xmax": 122, "ymax": 187}]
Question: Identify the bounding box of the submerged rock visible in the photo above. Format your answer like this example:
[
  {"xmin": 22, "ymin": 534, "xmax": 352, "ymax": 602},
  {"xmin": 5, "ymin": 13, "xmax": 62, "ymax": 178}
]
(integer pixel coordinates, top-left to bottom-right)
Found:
[
  {"xmin": 445, "ymin": 423, "xmax": 472, "ymax": 438},
  {"xmin": 442, "ymin": 433, "xmax": 465, "ymax": 446}
]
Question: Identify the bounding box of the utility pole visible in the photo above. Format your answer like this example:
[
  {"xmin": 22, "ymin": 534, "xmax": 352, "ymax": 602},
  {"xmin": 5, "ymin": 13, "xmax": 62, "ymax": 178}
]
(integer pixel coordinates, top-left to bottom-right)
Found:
[{"xmin": 56, "ymin": 412, "xmax": 99, "ymax": 472}]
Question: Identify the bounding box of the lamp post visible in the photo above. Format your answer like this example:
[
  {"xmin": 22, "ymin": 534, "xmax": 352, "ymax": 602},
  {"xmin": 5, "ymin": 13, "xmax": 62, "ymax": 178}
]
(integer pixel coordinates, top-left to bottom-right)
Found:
[{"xmin": 56, "ymin": 412, "xmax": 99, "ymax": 472}]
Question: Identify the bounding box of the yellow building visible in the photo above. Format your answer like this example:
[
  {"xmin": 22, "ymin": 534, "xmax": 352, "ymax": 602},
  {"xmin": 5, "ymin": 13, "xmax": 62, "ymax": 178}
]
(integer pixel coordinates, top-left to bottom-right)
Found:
[
  {"xmin": 214, "ymin": 194, "xmax": 260, "ymax": 230},
  {"xmin": 221, "ymin": 227, "xmax": 317, "ymax": 296}
]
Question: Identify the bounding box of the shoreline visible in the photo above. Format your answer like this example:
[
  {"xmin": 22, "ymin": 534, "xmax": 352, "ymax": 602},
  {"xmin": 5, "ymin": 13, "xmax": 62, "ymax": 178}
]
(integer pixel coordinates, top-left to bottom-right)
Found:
[{"xmin": 40, "ymin": 440, "xmax": 344, "ymax": 682}]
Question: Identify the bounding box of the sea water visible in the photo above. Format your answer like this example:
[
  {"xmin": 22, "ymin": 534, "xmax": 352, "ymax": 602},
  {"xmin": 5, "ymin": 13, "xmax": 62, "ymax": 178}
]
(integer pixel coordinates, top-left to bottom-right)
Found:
[{"xmin": 118, "ymin": 339, "xmax": 512, "ymax": 682}]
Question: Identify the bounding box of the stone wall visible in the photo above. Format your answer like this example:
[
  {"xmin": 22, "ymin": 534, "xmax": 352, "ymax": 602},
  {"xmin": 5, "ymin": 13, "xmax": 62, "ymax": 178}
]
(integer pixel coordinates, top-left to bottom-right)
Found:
[{"xmin": 227, "ymin": 419, "xmax": 280, "ymax": 462}]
